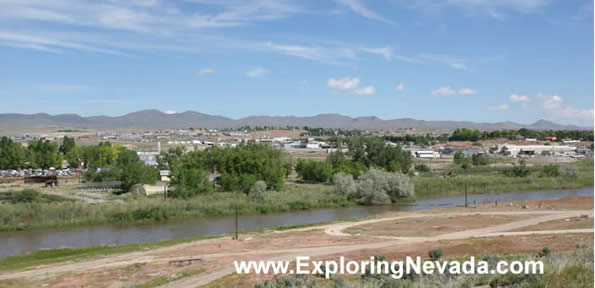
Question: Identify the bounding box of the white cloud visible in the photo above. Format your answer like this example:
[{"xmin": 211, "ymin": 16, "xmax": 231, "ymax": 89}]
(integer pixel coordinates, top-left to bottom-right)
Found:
[
  {"xmin": 334, "ymin": 0, "xmax": 394, "ymax": 24},
  {"xmin": 509, "ymin": 94, "xmax": 530, "ymax": 103},
  {"xmin": 431, "ymin": 86, "xmax": 457, "ymax": 96},
  {"xmin": 246, "ymin": 67, "xmax": 270, "ymax": 78},
  {"xmin": 537, "ymin": 94, "xmax": 593, "ymax": 124},
  {"xmin": 447, "ymin": 0, "xmax": 550, "ymax": 11},
  {"xmin": 198, "ymin": 68, "xmax": 216, "ymax": 76},
  {"xmin": 361, "ymin": 47, "xmax": 394, "ymax": 61},
  {"xmin": 164, "ymin": 110, "xmax": 176, "ymax": 114},
  {"xmin": 327, "ymin": 77, "xmax": 361, "ymax": 91},
  {"xmin": 395, "ymin": 82, "xmax": 406, "ymax": 92},
  {"xmin": 354, "ymin": 85, "xmax": 376, "ymax": 95},
  {"xmin": 264, "ymin": 42, "xmax": 357, "ymax": 65},
  {"xmin": 458, "ymin": 88, "xmax": 477, "ymax": 95},
  {"xmin": 488, "ymin": 104, "xmax": 510, "ymax": 111}
]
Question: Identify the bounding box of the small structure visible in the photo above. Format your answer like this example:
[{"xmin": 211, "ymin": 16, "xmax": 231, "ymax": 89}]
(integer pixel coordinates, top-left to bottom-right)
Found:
[
  {"xmin": 413, "ymin": 150, "xmax": 440, "ymax": 158},
  {"xmin": 24, "ymin": 175, "xmax": 58, "ymax": 185},
  {"xmin": 130, "ymin": 184, "xmax": 165, "ymax": 196}
]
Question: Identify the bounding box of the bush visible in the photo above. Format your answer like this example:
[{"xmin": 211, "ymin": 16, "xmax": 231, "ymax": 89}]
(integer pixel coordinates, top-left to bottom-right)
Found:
[
  {"xmin": 503, "ymin": 160, "xmax": 530, "ymax": 177},
  {"xmin": 560, "ymin": 165, "xmax": 579, "ymax": 179},
  {"xmin": 333, "ymin": 172, "xmax": 357, "ymax": 198},
  {"xmin": 540, "ymin": 164, "xmax": 560, "ymax": 177},
  {"xmin": 471, "ymin": 153, "xmax": 489, "ymax": 166},
  {"xmin": 334, "ymin": 168, "xmax": 414, "ymax": 205},
  {"xmin": 248, "ymin": 180, "xmax": 267, "ymax": 201},
  {"xmin": 296, "ymin": 159, "xmax": 333, "ymax": 183},
  {"xmin": 415, "ymin": 164, "xmax": 430, "ymax": 172},
  {"xmin": 428, "ymin": 248, "xmax": 443, "ymax": 261},
  {"xmin": 10, "ymin": 189, "xmax": 40, "ymax": 204},
  {"xmin": 170, "ymin": 168, "xmax": 213, "ymax": 198},
  {"xmin": 537, "ymin": 247, "xmax": 551, "ymax": 258}
]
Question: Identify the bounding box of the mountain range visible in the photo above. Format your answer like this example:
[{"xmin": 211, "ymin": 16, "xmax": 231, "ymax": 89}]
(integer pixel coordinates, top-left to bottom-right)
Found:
[{"xmin": 0, "ymin": 110, "xmax": 589, "ymax": 131}]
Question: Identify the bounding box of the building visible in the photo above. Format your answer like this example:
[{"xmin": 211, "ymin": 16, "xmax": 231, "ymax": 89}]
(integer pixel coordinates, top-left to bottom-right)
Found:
[
  {"xmin": 413, "ymin": 150, "xmax": 440, "ymax": 158},
  {"xmin": 497, "ymin": 144, "xmax": 576, "ymax": 157}
]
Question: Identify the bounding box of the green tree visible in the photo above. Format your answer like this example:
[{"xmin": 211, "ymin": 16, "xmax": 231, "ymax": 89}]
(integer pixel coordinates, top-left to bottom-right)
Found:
[
  {"xmin": 0, "ymin": 137, "xmax": 26, "ymax": 169},
  {"xmin": 59, "ymin": 136, "xmax": 76, "ymax": 154},
  {"xmin": 26, "ymin": 139, "xmax": 63, "ymax": 169}
]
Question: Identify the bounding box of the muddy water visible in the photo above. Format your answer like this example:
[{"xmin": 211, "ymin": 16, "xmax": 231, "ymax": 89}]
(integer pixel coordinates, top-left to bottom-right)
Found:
[{"xmin": 0, "ymin": 187, "xmax": 592, "ymax": 258}]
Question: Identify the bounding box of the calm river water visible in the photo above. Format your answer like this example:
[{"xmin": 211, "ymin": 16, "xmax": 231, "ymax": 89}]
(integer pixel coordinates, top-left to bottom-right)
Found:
[{"xmin": 0, "ymin": 187, "xmax": 592, "ymax": 258}]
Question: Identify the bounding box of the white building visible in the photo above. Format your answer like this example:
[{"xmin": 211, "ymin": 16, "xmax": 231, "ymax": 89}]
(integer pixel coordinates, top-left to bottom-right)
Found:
[
  {"xmin": 497, "ymin": 144, "xmax": 576, "ymax": 157},
  {"xmin": 413, "ymin": 150, "xmax": 440, "ymax": 158}
]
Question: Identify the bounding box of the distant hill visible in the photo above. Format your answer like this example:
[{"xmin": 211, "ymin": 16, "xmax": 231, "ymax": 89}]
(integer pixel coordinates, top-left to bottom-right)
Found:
[{"xmin": 0, "ymin": 110, "xmax": 589, "ymax": 131}]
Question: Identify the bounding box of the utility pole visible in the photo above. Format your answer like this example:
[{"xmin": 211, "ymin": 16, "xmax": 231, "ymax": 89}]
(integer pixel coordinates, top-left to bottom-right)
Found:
[
  {"xmin": 234, "ymin": 204, "xmax": 238, "ymax": 240},
  {"xmin": 464, "ymin": 179, "xmax": 468, "ymax": 208}
]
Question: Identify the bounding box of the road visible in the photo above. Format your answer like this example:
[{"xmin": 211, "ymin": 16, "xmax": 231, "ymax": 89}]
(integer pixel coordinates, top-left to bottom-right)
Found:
[{"xmin": 0, "ymin": 209, "xmax": 592, "ymax": 287}]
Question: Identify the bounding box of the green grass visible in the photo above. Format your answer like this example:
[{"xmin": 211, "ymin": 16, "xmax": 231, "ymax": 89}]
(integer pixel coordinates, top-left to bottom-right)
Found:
[
  {"xmin": 0, "ymin": 184, "xmax": 352, "ymax": 231},
  {"xmin": 412, "ymin": 160, "xmax": 593, "ymax": 199}
]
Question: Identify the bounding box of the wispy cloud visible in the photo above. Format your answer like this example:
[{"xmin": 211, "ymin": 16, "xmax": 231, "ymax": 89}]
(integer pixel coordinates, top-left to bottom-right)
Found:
[
  {"xmin": 334, "ymin": 0, "xmax": 395, "ymax": 24},
  {"xmin": 0, "ymin": 0, "xmax": 303, "ymax": 54},
  {"xmin": 264, "ymin": 42, "xmax": 357, "ymax": 65},
  {"xmin": 354, "ymin": 85, "xmax": 376, "ymax": 95},
  {"xmin": 458, "ymin": 88, "xmax": 477, "ymax": 95},
  {"xmin": 509, "ymin": 94, "xmax": 531, "ymax": 103},
  {"xmin": 431, "ymin": 86, "xmax": 457, "ymax": 96},
  {"xmin": 328, "ymin": 77, "xmax": 360, "ymax": 91},
  {"xmin": 488, "ymin": 103, "xmax": 510, "ymax": 111},
  {"xmin": 246, "ymin": 67, "xmax": 270, "ymax": 78},
  {"xmin": 537, "ymin": 94, "xmax": 593, "ymax": 124},
  {"xmin": 197, "ymin": 68, "xmax": 216, "ymax": 76},
  {"xmin": 420, "ymin": 53, "xmax": 467, "ymax": 70},
  {"xmin": 408, "ymin": 0, "xmax": 551, "ymax": 18},
  {"xmin": 327, "ymin": 77, "xmax": 375, "ymax": 96},
  {"xmin": 395, "ymin": 82, "xmax": 406, "ymax": 92}
]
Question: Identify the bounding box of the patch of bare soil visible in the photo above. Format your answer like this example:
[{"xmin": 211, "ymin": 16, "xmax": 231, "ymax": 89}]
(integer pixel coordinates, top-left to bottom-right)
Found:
[
  {"xmin": 344, "ymin": 214, "xmax": 532, "ymax": 237},
  {"xmin": 511, "ymin": 215, "xmax": 594, "ymax": 232}
]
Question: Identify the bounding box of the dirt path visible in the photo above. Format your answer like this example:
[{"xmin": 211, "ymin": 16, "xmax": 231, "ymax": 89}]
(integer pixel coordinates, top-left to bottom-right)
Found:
[
  {"xmin": 0, "ymin": 209, "xmax": 591, "ymax": 287},
  {"xmin": 163, "ymin": 209, "xmax": 593, "ymax": 287}
]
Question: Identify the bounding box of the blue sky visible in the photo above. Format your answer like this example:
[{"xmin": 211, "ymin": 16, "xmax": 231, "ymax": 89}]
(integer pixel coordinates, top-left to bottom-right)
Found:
[{"xmin": 0, "ymin": 0, "xmax": 593, "ymax": 126}]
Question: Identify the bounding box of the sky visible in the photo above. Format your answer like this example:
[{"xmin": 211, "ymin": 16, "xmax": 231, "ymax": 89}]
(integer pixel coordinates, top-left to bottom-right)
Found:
[{"xmin": 0, "ymin": 0, "xmax": 593, "ymax": 126}]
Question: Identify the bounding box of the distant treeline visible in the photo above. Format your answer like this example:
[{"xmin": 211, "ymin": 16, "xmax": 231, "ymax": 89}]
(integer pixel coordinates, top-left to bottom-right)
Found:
[
  {"xmin": 0, "ymin": 136, "xmax": 156, "ymax": 190},
  {"xmin": 381, "ymin": 128, "xmax": 594, "ymax": 145}
]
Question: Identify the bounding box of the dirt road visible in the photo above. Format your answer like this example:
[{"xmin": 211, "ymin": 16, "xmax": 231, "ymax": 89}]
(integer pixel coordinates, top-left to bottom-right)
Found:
[{"xmin": 0, "ymin": 208, "xmax": 591, "ymax": 287}]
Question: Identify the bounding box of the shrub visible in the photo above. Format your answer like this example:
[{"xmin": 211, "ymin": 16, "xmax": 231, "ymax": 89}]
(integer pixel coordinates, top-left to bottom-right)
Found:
[
  {"xmin": 415, "ymin": 164, "xmax": 430, "ymax": 172},
  {"xmin": 560, "ymin": 165, "xmax": 579, "ymax": 179},
  {"xmin": 471, "ymin": 153, "xmax": 489, "ymax": 166},
  {"xmin": 248, "ymin": 180, "xmax": 267, "ymax": 201},
  {"xmin": 335, "ymin": 168, "xmax": 414, "ymax": 205},
  {"xmin": 428, "ymin": 248, "xmax": 443, "ymax": 261},
  {"xmin": 503, "ymin": 160, "xmax": 530, "ymax": 177},
  {"xmin": 540, "ymin": 164, "xmax": 560, "ymax": 177},
  {"xmin": 10, "ymin": 189, "xmax": 40, "ymax": 203},
  {"xmin": 296, "ymin": 159, "xmax": 333, "ymax": 183},
  {"xmin": 333, "ymin": 172, "xmax": 357, "ymax": 198},
  {"xmin": 537, "ymin": 247, "xmax": 551, "ymax": 258}
]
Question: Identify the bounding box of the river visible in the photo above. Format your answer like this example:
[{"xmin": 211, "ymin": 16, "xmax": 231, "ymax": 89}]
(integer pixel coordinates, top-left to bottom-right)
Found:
[{"xmin": 0, "ymin": 187, "xmax": 592, "ymax": 258}]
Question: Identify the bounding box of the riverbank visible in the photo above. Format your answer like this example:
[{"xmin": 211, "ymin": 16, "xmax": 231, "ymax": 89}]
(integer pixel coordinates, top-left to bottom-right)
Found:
[
  {"xmin": 0, "ymin": 160, "xmax": 592, "ymax": 231},
  {"xmin": 0, "ymin": 195, "xmax": 591, "ymax": 288}
]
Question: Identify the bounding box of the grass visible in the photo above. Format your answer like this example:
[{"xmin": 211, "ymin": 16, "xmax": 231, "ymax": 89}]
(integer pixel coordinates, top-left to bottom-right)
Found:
[
  {"xmin": 412, "ymin": 159, "xmax": 593, "ymax": 199},
  {"xmin": 0, "ymin": 183, "xmax": 352, "ymax": 231}
]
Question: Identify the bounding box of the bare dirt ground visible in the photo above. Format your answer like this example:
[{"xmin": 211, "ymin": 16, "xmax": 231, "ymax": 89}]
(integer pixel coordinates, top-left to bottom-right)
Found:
[{"xmin": 0, "ymin": 196, "xmax": 592, "ymax": 288}]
